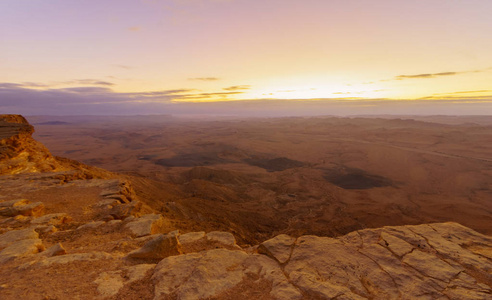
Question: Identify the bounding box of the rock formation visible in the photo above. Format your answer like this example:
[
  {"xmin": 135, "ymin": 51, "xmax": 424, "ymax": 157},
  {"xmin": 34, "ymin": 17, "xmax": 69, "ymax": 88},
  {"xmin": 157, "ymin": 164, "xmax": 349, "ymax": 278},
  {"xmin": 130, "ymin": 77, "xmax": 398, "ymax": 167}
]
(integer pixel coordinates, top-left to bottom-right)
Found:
[{"xmin": 0, "ymin": 115, "xmax": 490, "ymax": 299}]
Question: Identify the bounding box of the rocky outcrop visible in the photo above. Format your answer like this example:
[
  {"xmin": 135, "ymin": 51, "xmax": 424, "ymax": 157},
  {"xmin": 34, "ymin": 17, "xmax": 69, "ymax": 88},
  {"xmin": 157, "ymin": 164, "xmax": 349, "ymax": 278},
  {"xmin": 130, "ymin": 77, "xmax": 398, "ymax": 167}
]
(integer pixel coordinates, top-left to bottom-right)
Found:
[
  {"xmin": 0, "ymin": 114, "xmax": 112, "ymax": 178},
  {"xmin": 0, "ymin": 114, "xmax": 64, "ymax": 174}
]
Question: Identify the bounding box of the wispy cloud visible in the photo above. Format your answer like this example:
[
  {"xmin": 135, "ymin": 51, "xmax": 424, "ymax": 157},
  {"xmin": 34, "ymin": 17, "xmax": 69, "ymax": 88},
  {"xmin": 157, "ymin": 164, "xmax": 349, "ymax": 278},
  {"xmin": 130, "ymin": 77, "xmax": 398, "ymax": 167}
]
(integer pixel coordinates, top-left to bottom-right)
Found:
[
  {"xmin": 9, "ymin": 79, "xmax": 115, "ymax": 89},
  {"xmin": 188, "ymin": 77, "xmax": 220, "ymax": 81},
  {"xmin": 223, "ymin": 85, "xmax": 251, "ymax": 91},
  {"xmin": 127, "ymin": 26, "xmax": 141, "ymax": 32},
  {"xmin": 392, "ymin": 67, "xmax": 492, "ymax": 81},
  {"xmin": 444, "ymin": 90, "xmax": 492, "ymax": 95},
  {"xmin": 68, "ymin": 79, "xmax": 114, "ymax": 86},
  {"xmin": 422, "ymin": 90, "xmax": 492, "ymax": 100},
  {"xmin": 395, "ymin": 72, "xmax": 458, "ymax": 80},
  {"xmin": 1, "ymin": 82, "xmax": 491, "ymax": 116},
  {"xmin": 180, "ymin": 91, "xmax": 244, "ymax": 100}
]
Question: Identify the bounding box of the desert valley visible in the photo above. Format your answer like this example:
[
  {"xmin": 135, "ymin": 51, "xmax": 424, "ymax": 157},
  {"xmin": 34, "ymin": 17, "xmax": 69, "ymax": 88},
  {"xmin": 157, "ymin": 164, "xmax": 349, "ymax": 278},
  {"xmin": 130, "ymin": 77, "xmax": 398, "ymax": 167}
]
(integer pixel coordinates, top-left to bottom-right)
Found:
[
  {"xmin": 0, "ymin": 114, "xmax": 491, "ymax": 299},
  {"xmin": 30, "ymin": 115, "xmax": 492, "ymax": 243}
]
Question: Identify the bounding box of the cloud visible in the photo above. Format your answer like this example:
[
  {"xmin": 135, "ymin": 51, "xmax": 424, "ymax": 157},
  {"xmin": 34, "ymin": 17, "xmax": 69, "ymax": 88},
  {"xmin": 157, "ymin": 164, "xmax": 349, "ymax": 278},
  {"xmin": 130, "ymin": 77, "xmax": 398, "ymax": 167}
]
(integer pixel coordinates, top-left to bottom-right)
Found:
[
  {"xmin": 127, "ymin": 26, "xmax": 141, "ymax": 32},
  {"xmin": 188, "ymin": 77, "xmax": 220, "ymax": 81},
  {"xmin": 395, "ymin": 72, "xmax": 457, "ymax": 80},
  {"xmin": 3, "ymin": 79, "xmax": 115, "ymax": 89},
  {"xmin": 56, "ymin": 87, "xmax": 113, "ymax": 94},
  {"xmin": 68, "ymin": 79, "xmax": 115, "ymax": 86},
  {"xmin": 1, "ymin": 82, "xmax": 491, "ymax": 116},
  {"xmin": 223, "ymin": 85, "xmax": 251, "ymax": 91},
  {"xmin": 392, "ymin": 67, "xmax": 492, "ymax": 81},
  {"xmin": 445, "ymin": 90, "xmax": 492, "ymax": 95},
  {"xmin": 180, "ymin": 91, "xmax": 244, "ymax": 100},
  {"xmin": 0, "ymin": 83, "xmax": 193, "ymax": 115}
]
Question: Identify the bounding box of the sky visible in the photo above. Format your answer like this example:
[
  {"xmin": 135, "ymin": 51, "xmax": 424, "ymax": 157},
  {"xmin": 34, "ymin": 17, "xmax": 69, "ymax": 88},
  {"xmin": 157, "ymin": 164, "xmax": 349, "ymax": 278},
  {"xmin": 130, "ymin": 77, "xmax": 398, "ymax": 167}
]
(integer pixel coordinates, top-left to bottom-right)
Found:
[{"xmin": 1, "ymin": 0, "xmax": 492, "ymax": 116}]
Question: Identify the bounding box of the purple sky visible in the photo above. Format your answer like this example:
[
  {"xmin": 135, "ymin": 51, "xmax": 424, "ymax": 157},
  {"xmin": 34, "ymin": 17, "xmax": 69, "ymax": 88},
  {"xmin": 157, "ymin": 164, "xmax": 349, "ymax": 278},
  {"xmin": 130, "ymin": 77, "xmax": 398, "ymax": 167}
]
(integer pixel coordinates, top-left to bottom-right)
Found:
[{"xmin": 1, "ymin": 0, "xmax": 492, "ymax": 116}]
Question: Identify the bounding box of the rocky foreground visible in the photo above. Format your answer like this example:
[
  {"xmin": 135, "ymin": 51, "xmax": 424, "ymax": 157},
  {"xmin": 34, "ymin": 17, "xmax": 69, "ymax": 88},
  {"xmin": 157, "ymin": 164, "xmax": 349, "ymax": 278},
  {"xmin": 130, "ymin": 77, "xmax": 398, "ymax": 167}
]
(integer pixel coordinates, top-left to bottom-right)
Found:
[{"xmin": 0, "ymin": 115, "xmax": 491, "ymax": 299}]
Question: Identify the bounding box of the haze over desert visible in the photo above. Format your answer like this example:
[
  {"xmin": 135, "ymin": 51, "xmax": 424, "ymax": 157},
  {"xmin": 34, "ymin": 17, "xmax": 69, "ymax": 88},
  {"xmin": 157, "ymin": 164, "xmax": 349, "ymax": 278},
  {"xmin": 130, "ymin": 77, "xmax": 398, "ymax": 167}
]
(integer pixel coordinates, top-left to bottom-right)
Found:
[{"xmin": 29, "ymin": 115, "xmax": 492, "ymax": 244}]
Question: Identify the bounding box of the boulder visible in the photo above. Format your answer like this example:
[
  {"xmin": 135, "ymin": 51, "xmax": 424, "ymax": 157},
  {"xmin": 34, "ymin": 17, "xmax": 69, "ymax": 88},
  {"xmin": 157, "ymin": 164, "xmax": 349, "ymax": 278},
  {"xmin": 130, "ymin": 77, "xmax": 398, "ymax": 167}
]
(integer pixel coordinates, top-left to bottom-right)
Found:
[
  {"xmin": 125, "ymin": 214, "xmax": 167, "ymax": 237},
  {"xmin": 42, "ymin": 243, "xmax": 66, "ymax": 257},
  {"xmin": 178, "ymin": 231, "xmax": 206, "ymax": 245},
  {"xmin": 0, "ymin": 201, "xmax": 44, "ymax": 217},
  {"xmin": 127, "ymin": 232, "xmax": 182, "ymax": 260},
  {"xmin": 0, "ymin": 199, "xmax": 29, "ymax": 208},
  {"xmin": 0, "ymin": 228, "xmax": 39, "ymax": 249},
  {"xmin": 0, "ymin": 238, "xmax": 44, "ymax": 263},
  {"xmin": 206, "ymin": 231, "xmax": 239, "ymax": 248},
  {"xmin": 31, "ymin": 213, "xmax": 71, "ymax": 225}
]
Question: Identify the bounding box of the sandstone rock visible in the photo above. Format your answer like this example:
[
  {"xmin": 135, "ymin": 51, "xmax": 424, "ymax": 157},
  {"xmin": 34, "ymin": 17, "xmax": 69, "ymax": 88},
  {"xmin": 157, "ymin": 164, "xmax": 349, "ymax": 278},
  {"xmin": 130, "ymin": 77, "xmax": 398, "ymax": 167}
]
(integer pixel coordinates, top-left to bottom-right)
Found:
[
  {"xmin": 127, "ymin": 232, "xmax": 182, "ymax": 260},
  {"xmin": 94, "ymin": 270, "xmax": 124, "ymax": 298},
  {"xmin": 153, "ymin": 249, "xmax": 247, "ymax": 299},
  {"xmin": 125, "ymin": 264, "xmax": 155, "ymax": 283},
  {"xmin": 107, "ymin": 219, "xmax": 122, "ymax": 226},
  {"xmin": 409, "ymin": 223, "xmax": 492, "ymax": 280},
  {"xmin": 279, "ymin": 223, "xmax": 492, "ymax": 299},
  {"xmin": 42, "ymin": 243, "xmax": 66, "ymax": 257},
  {"xmin": 105, "ymin": 194, "xmax": 130, "ymax": 204},
  {"xmin": 0, "ymin": 201, "xmax": 45, "ymax": 217},
  {"xmin": 36, "ymin": 251, "xmax": 115, "ymax": 267},
  {"xmin": 125, "ymin": 214, "xmax": 167, "ymax": 237},
  {"xmin": 0, "ymin": 199, "xmax": 29, "ymax": 208},
  {"xmin": 77, "ymin": 221, "xmax": 105, "ymax": 230},
  {"xmin": 206, "ymin": 231, "xmax": 239, "ymax": 248},
  {"xmin": 178, "ymin": 231, "xmax": 206, "ymax": 245},
  {"xmin": 243, "ymin": 254, "xmax": 303, "ymax": 300},
  {"xmin": 134, "ymin": 233, "xmax": 162, "ymax": 244},
  {"xmin": 31, "ymin": 224, "xmax": 58, "ymax": 234},
  {"xmin": 94, "ymin": 264, "xmax": 155, "ymax": 298},
  {"xmin": 0, "ymin": 115, "xmax": 65, "ymax": 174},
  {"xmin": 285, "ymin": 235, "xmax": 396, "ymax": 299},
  {"xmin": 152, "ymin": 248, "xmax": 301, "ymax": 300},
  {"xmin": 15, "ymin": 201, "xmax": 45, "ymax": 217},
  {"xmin": 0, "ymin": 238, "xmax": 44, "ymax": 263},
  {"xmin": 379, "ymin": 231, "xmax": 414, "ymax": 257},
  {"xmin": 258, "ymin": 234, "xmax": 296, "ymax": 264},
  {"xmin": 0, "ymin": 228, "xmax": 39, "ymax": 249},
  {"xmin": 178, "ymin": 231, "xmax": 245, "ymax": 253},
  {"xmin": 402, "ymin": 250, "xmax": 464, "ymax": 281},
  {"xmin": 108, "ymin": 201, "xmax": 142, "ymax": 220},
  {"xmin": 95, "ymin": 199, "xmax": 120, "ymax": 208},
  {"xmin": 100, "ymin": 189, "xmax": 121, "ymax": 197},
  {"xmin": 31, "ymin": 213, "xmax": 71, "ymax": 225}
]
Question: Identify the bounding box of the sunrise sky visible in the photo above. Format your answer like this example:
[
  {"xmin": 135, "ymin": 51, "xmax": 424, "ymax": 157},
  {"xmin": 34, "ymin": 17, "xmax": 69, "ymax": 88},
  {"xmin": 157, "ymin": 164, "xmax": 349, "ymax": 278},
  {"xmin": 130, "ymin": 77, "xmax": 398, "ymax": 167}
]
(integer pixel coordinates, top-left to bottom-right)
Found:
[{"xmin": 1, "ymin": 0, "xmax": 492, "ymax": 115}]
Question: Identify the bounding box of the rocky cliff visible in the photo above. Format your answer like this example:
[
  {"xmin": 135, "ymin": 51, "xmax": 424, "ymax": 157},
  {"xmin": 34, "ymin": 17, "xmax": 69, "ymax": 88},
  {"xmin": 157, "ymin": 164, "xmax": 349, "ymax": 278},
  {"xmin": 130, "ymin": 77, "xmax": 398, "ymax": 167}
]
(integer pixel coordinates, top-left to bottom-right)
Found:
[
  {"xmin": 0, "ymin": 114, "xmax": 112, "ymax": 178},
  {"xmin": 0, "ymin": 115, "xmax": 491, "ymax": 299}
]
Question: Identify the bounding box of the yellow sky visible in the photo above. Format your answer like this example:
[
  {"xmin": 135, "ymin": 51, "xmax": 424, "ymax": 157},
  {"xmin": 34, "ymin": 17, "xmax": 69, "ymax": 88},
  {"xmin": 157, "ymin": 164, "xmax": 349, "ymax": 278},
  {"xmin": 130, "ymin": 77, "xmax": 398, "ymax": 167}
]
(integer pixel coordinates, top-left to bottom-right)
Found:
[{"xmin": 1, "ymin": 0, "xmax": 492, "ymax": 114}]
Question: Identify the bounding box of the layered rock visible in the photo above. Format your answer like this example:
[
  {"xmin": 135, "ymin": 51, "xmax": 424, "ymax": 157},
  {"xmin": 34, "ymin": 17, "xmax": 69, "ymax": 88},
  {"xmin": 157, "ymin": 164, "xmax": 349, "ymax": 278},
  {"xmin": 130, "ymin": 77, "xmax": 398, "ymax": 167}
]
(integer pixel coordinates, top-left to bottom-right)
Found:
[
  {"xmin": 0, "ymin": 114, "xmax": 63, "ymax": 174},
  {"xmin": 0, "ymin": 114, "xmax": 112, "ymax": 178}
]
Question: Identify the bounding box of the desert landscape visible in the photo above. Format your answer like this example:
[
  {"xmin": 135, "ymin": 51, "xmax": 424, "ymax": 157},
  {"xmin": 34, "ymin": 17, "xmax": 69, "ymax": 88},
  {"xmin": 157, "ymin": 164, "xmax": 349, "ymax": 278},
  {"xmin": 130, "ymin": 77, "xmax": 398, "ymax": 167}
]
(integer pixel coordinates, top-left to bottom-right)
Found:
[
  {"xmin": 2, "ymin": 1, "xmax": 492, "ymax": 298},
  {"xmin": 27, "ymin": 115, "xmax": 492, "ymax": 244},
  {"xmin": 0, "ymin": 114, "xmax": 491, "ymax": 299}
]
